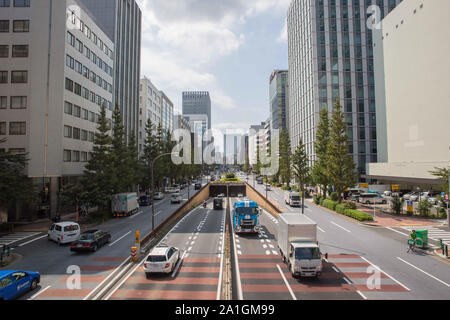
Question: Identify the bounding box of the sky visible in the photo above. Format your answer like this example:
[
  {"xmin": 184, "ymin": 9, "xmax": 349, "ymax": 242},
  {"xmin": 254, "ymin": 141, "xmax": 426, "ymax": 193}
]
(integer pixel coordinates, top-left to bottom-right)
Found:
[{"xmin": 140, "ymin": 0, "xmax": 291, "ymax": 152}]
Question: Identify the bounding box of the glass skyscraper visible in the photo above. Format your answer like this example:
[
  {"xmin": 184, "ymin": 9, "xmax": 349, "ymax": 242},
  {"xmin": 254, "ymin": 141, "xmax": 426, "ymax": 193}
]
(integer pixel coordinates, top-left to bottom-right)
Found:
[
  {"xmin": 287, "ymin": 0, "xmax": 402, "ymax": 176},
  {"xmin": 270, "ymin": 70, "xmax": 289, "ymax": 132}
]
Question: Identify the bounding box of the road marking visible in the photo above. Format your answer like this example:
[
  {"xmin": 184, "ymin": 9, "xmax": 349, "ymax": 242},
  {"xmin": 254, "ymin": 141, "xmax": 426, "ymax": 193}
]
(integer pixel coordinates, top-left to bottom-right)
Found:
[
  {"xmin": 331, "ymin": 221, "xmax": 351, "ymax": 233},
  {"xmin": 108, "ymin": 231, "xmax": 131, "ymax": 247},
  {"xmin": 129, "ymin": 211, "xmax": 143, "ymax": 219},
  {"xmin": 230, "ymin": 205, "xmax": 243, "ymax": 300},
  {"xmin": 386, "ymin": 227, "xmax": 409, "ymax": 237},
  {"xmin": 29, "ymin": 285, "xmax": 51, "ymax": 300},
  {"xmin": 18, "ymin": 235, "xmax": 48, "ymax": 247},
  {"xmin": 187, "ymin": 246, "xmax": 192, "ymax": 251},
  {"xmin": 263, "ymin": 244, "xmax": 268, "ymax": 249},
  {"xmin": 360, "ymin": 256, "xmax": 410, "ymax": 291},
  {"xmin": 265, "ymin": 250, "xmax": 271, "ymax": 255},
  {"xmin": 343, "ymin": 277, "xmax": 352, "ymax": 284},
  {"xmin": 396, "ymin": 257, "xmax": 450, "ymax": 288},
  {"xmin": 216, "ymin": 208, "xmax": 226, "ymax": 300},
  {"xmin": 276, "ymin": 264, "xmax": 297, "ymax": 300},
  {"xmin": 272, "ymin": 250, "xmax": 278, "ymax": 255},
  {"xmin": 317, "ymin": 226, "xmax": 325, "ymax": 233},
  {"xmin": 154, "ymin": 210, "xmax": 162, "ymax": 216},
  {"xmin": 357, "ymin": 290, "xmax": 368, "ymax": 300},
  {"xmin": 332, "ymin": 266, "xmax": 340, "ymax": 273},
  {"xmin": 171, "ymin": 251, "xmax": 186, "ymax": 278}
]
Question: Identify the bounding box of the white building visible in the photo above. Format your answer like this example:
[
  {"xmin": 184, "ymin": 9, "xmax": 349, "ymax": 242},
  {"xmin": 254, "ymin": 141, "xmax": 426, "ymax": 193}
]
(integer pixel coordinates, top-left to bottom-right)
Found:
[
  {"xmin": 367, "ymin": 0, "xmax": 450, "ymax": 187},
  {"xmin": 139, "ymin": 77, "xmax": 161, "ymax": 153},
  {"xmin": 0, "ymin": 0, "xmax": 114, "ymax": 219},
  {"xmin": 248, "ymin": 122, "xmax": 265, "ymax": 166}
]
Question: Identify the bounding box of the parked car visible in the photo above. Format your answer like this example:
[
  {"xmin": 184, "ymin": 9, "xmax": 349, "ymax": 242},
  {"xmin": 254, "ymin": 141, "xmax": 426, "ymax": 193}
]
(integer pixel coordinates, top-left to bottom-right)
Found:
[
  {"xmin": 194, "ymin": 183, "xmax": 202, "ymax": 190},
  {"xmin": 171, "ymin": 193, "xmax": 183, "ymax": 204},
  {"xmin": 403, "ymin": 192, "xmax": 421, "ymax": 202},
  {"xmin": 143, "ymin": 244, "xmax": 180, "ymax": 277},
  {"xmin": 359, "ymin": 193, "xmax": 387, "ymax": 205},
  {"xmin": 153, "ymin": 192, "xmax": 164, "ymax": 200},
  {"xmin": 47, "ymin": 222, "xmax": 80, "ymax": 245},
  {"xmin": 139, "ymin": 195, "xmax": 152, "ymax": 206},
  {"xmin": 382, "ymin": 191, "xmax": 392, "ymax": 198},
  {"xmin": 70, "ymin": 230, "xmax": 111, "ymax": 252},
  {"xmin": 0, "ymin": 270, "xmax": 40, "ymax": 300}
]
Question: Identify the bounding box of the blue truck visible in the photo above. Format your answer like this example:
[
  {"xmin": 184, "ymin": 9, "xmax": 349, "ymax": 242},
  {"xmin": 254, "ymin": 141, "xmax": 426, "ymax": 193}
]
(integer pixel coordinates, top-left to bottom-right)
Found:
[{"xmin": 232, "ymin": 200, "xmax": 260, "ymax": 234}]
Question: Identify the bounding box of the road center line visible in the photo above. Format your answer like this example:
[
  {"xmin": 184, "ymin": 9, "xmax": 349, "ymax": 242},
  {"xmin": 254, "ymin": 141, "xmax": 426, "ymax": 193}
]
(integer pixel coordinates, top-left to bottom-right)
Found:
[
  {"xmin": 108, "ymin": 231, "xmax": 131, "ymax": 247},
  {"xmin": 331, "ymin": 221, "xmax": 351, "ymax": 233},
  {"xmin": 396, "ymin": 257, "xmax": 450, "ymax": 288},
  {"xmin": 129, "ymin": 211, "xmax": 143, "ymax": 219},
  {"xmin": 276, "ymin": 264, "xmax": 297, "ymax": 300}
]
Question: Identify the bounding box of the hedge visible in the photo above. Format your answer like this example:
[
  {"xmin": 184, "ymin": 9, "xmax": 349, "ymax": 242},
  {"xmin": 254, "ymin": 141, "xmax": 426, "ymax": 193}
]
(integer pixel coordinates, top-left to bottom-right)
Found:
[
  {"xmin": 335, "ymin": 204, "xmax": 347, "ymax": 214},
  {"xmin": 341, "ymin": 209, "xmax": 374, "ymax": 221},
  {"xmin": 323, "ymin": 199, "xmax": 338, "ymax": 211},
  {"xmin": 313, "ymin": 195, "xmax": 321, "ymax": 205}
]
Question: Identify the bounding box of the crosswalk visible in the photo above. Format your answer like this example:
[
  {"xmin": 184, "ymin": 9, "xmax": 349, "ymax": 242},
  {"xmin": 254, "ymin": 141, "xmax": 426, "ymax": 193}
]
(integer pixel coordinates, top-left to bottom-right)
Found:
[
  {"xmin": 0, "ymin": 232, "xmax": 41, "ymax": 246},
  {"xmin": 401, "ymin": 226, "xmax": 450, "ymax": 245}
]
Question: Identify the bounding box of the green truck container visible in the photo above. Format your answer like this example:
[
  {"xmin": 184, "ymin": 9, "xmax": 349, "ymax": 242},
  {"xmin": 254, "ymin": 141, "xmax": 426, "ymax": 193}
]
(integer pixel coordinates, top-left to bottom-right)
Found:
[{"xmin": 415, "ymin": 230, "xmax": 428, "ymax": 248}]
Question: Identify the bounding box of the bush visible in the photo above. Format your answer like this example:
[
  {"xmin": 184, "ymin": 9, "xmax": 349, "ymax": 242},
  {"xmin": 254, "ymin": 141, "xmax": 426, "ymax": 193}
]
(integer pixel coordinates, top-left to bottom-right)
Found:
[
  {"xmin": 225, "ymin": 172, "xmax": 236, "ymax": 179},
  {"xmin": 330, "ymin": 192, "xmax": 339, "ymax": 202},
  {"xmin": 417, "ymin": 199, "xmax": 433, "ymax": 217},
  {"xmin": 343, "ymin": 201, "xmax": 356, "ymax": 210},
  {"xmin": 323, "ymin": 199, "xmax": 338, "ymax": 211},
  {"xmin": 314, "ymin": 195, "xmax": 321, "ymax": 205},
  {"xmin": 319, "ymin": 198, "xmax": 325, "ymax": 206},
  {"xmin": 391, "ymin": 196, "xmax": 404, "ymax": 215},
  {"xmin": 342, "ymin": 209, "xmax": 374, "ymax": 221},
  {"xmin": 335, "ymin": 204, "xmax": 347, "ymax": 214}
]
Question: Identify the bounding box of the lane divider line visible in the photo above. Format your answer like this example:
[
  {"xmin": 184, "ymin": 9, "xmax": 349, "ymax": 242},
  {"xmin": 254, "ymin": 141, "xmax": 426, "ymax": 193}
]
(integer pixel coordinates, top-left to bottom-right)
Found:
[
  {"xmin": 360, "ymin": 256, "xmax": 410, "ymax": 291},
  {"xmin": 216, "ymin": 208, "xmax": 226, "ymax": 300},
  {"xmin": 28, "ymin": 285, "xmax": 51, "ymax": 300},
  {"xmin": 396, "ymin": 257, "xmax": 450, "ymax": 288},
  {"xmin": 276, "ymin": 264, "xmax": 297, "ymax": 300},
  {"xmin": 108, "ymin": 231, "xmax": 131, "ymax": 247},
  {"xmin": 18, "ymin": 235, "xmax": 48, "ymax": 247},
  {"xmin": 331, "ymin": 221, "xmax": 351, "ymax": 233}
]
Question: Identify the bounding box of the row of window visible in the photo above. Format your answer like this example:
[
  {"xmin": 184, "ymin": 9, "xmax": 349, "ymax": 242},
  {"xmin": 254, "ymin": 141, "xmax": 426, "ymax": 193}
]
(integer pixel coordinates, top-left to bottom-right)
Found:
[
  {"xmin": 0, "ymin": 121, "xmax": 26, "ymax": 135},
  {"xmin": 0, "ymin": 96, "xmax": 27, "ymax": 109},
  {"xmin": 0, "ymin": 20, "xmax": 29, "ymax": 33},
  {"xmin": 66, "ymin": 32, "xmax": 113, "ymax": 77},
  {"xmin": 64, "ymin": 101, "xmax": 112, "ymax": 127},
  {"xmin": 67, "ymin": 11, "xmax": 114, "ymax": 60},
  {"xmin": 66, "ymin": 54, "xmax": 112, "ymax": 94},
  {"xmin": 0, "ymin": 70, "xmax": 27, "ymax": 83},
  {"xmin": 63, "ymin": 125, "xmax": 95, "ymax": 142},
  {"xmin": 0, "ymin": 0, "xmax": 30, "ymax": 7},
  {"xmin": 63, "ymin": 150, "xmax": 92, "ymax": 163},
  {"xmin": 65, "ymin": 77, "xmax": 112, "ymax": 111},
  {"xmin": 0, "ymin": 45, "xmax": 28, "ymax": 58}
]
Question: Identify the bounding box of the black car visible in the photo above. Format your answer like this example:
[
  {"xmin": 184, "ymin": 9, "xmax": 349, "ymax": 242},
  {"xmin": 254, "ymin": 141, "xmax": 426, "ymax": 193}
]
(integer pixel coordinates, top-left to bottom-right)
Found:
[
  {"xmin": 213, "ymin": 197, "xmax": 223, "ymax": 210},
  {"xmin": 194, "ymin": 183, "xmax": 202, "ymax": 190},
  {"xmin": 139, "ymin": 195, "xmax": 152, "ymax": 206},
  {"xmin": 70, "ymin": 230, "xmax": 111, "ymax": 252}
]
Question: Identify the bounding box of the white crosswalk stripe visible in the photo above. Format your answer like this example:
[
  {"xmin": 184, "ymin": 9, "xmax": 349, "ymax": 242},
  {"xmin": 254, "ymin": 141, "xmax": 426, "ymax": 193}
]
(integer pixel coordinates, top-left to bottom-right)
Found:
[
  {"xmin": 0, "ymin": 232, "xmax": 41, "ymax": 246},
  {"xmin": 401, "ymin": 226, "xmax": 450, "ymax": 245}
]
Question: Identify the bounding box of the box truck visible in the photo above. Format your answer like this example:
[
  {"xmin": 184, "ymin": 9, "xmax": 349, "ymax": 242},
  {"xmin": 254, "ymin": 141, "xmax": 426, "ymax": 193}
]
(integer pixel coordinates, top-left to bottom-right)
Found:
[
  {"xmin": 111, "ymin": 193, "xmax": 139, "ymax": 217},
  {"xmin": 278, "ymin": 213, "xmax": 327, "ymax": 278}
]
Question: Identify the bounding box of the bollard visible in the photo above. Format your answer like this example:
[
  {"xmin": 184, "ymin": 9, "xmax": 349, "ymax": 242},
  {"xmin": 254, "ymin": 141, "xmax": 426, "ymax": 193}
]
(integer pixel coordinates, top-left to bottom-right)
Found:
[
  {"xmin": 131, "ymin": 246, "xmax": 137, "ymax": 262},
  {"xmin": 446, "ymin": 244, "xmax": 448, "ymax": 258}
]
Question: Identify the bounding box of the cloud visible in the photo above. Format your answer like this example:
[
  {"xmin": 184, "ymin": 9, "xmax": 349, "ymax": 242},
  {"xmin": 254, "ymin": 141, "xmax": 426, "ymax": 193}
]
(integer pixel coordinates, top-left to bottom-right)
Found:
[{"xmin": 277, "ymin": 18, "xmax": 287, "ymax": 43}]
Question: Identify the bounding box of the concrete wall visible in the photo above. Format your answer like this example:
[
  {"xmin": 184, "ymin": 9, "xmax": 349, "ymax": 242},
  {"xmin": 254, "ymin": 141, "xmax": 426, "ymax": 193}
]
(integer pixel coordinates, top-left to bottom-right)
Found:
[{"xmin": 245, "ymin": 183, "xmax": 282, "ymax": 218}]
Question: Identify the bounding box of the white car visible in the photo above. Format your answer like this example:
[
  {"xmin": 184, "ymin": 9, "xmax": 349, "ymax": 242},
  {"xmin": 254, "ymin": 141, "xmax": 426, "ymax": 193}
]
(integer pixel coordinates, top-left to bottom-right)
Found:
[
  {"xmin": 143, "ymin": 244, "xmax": 180, "ymax": 277},
  {"xmin": 171, "ymin": 193, "xmax": 183, "ymax": 204},
  {"xmin": 153, "ymin": 192, "xmax": 164, "ymax": 200},
  {"xmin": 47, "ymin": 222, "xmax": 80, "ymax": 245}
]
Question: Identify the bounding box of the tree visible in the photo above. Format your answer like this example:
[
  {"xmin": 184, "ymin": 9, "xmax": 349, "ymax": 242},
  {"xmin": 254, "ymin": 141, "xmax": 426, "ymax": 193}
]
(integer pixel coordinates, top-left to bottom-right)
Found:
[
  {"xmin": 430, "ymin": 167, "xmax": 449, "ymax": 194},
  {"xmin": 291, "ymin": 137, "xmax": 310, "ymax": 212},
  {"xmin": 255, "ymin": 144, "xmax": 261, "ymax": 175},
  {"xmin": 312, "ymin": 107, "xmax": 330, "ymax": 198},
  {"xmin": 81, "ymin": 104, "xmax": 115, "ymax": 210},
  {"xmin": 326, "ymin": 99, "xmax": 356, "ymax": 203},
  {"xmin": 279, "ymin": 129, "xmax": 291, "ymax": 188},
  {"xmin": 127, "ymin": 130, "xmax": 141, "ymax": 192}
]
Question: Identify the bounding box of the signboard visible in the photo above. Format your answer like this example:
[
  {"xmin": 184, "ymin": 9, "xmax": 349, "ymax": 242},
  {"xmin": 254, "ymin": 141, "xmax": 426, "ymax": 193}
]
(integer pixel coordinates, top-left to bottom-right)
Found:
[
  {"xmin": 359, "ymin": 183, "xmax": 369, "ymax": 188},
  {"xmin": 407, "ymin": 200, "xmax": 414, "ymax": 213},
  {"xmin": 392, "ymin": 185, "xmax": 399, "ymax": 191}
]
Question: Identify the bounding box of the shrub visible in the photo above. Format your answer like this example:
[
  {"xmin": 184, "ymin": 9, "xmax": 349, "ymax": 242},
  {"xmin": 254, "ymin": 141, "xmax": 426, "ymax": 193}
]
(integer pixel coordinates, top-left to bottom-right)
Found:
[
  {"xmin": 417, "ymin": 200, "xmax": 433, "ymax": 217},
  {"xmin": 391, "ymin": 196, "xmax": 404, "ymax": 215},
  {"xmin": 323, "ymin": 199, "xmax": 338, "ymax": 211},
  {"xmin": 342, "ymin": 209, "xmax": 374, "ymax": 221},
  {"xmin": 319, "ymin": 198, "xmax": 325, "ymax": 206},
  {"xmin": 225, "ymin": 172, "xmax": 236, "ymax": 179},
  {"xmin": 335, "ymin": 204, "xmax": 347, "ymax": 214},
  {"xmin": 343, "ymin": 201, "xmax": 357, "ymax": 210},
  {"xmin": 330, "ymin": 192, "xmax": 339, "ymax": 202},
  {"xmin": 314, "ymin": 195, "xmax": 321, "ymax": 205}
]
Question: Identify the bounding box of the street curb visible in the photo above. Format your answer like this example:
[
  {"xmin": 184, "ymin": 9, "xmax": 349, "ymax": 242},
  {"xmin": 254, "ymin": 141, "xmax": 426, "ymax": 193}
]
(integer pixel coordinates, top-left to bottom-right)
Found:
[
  {"xmin": 308, "ymin": 201, "xmax": 372, "ymax": 227},
  {"xmin": 0, "ymin": 253, "xmax": 22, "ymax": 269}
]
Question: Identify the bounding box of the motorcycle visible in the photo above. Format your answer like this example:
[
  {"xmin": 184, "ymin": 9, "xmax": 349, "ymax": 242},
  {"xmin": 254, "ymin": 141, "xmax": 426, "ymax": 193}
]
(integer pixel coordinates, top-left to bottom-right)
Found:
[{"xmin": 202, "ymin": 201, "xmax": 207, "ymax": 208}]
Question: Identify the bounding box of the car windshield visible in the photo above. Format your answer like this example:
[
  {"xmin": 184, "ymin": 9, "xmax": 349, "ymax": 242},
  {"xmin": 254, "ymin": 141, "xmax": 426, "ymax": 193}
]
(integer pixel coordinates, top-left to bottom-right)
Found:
[
  {"xmin": 291, "ymin": 196, "xmax": 301, "ymax": 200},
  {"xmin": 295, "ymin": 247, "xmax": 321, "ymax": 260},
  {"xmin": 235, "ymin": 207, "xmax": 259, "ymax": 216},
  {"xmin": 147, "ymin": 255, "xmax": 167, "ymax": 262},
  {"xmin": 79, "ymin": 234, "xmax": 94, "ymax": 240}
]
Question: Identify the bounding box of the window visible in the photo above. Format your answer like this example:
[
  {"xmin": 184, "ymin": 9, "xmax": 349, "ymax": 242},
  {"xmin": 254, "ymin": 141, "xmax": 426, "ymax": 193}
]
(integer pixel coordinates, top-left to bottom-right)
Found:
[
  {"xmin": 0, "ymin": 0, "xmax": 10, "ymax": 7},
  {"xmin": 82, "ymin": 66, "xmax": 89, "ymax": 78},
  {"xmin": 81, "ymin": 151, "xmax": 88, "ymax": 162},
  {"xmin": 12, "ymin": 45, "xmax": 28, "ymax": 57},
  {"xmin": 0, "ymin": 45, "xmax": 8, "ymax": 58},
  {"xmin": 11, "ymin": 71, "xmax": 27, "ymax": 83},
  {"xmin": 9, "ymin": 122, "xmax": 26, "ymax": 135},
  {"xmin": 0, "ymin": 20, "xmax": 9, "ymax": 32},
  {"xmin": 75, "ymin": 60, "xmax": 82, "ymax": 74},
  {"xmin": 10, "ymin": 96, "xmax": 27, "ymax": 109},
  {"xmin": 0, "ymin": 71, "xmax": 7, "ymax": 83},
  {"xmin": 89, "ymin": 111, "xmax": 95, "ymax": 122},
  {"xmin": 64, "ymin": 125, "xmax": 72, "ymax": 138},
  {"xmin": 63, "ymin": 150, "xmax": 71, "ymax": 162},
  {"xmin": 88, "ymin": 131, "xmax": 94, "ymax": 142},
  {"xmin": 13, "ymin": 20, "xmax": 29, "ymax": 32},
  {"xmin": 73, "ymin": 105, "xmax": 81, "ymax": 117},
  {"xmin": 76, "ymin": 39, "xmax": 83, "ymax": 53},
  {"xmin": 13, "ymin": 0, "xmax": 29, "ymax": 6},
  {"xmin": 64, "ymin": 101, "xmax": 72, "ymax": 115},
  {"xmin": 74, "ymin": 83, "xmax": 81, "ymax": 96},
  {"xmin": 66, "ymin": 55, "xmax": 74, "ymax": 69},
  {"xmin": 0, "ymin": 96, "xmax": 6, "ymax": 109},
  {"xmin": 81, "ymin": 108, "xmax": 88, "ymax": 120},
  {"xmin": 0, "ymin": 122, "xmax": 6, "ymax": 135},
  {"xmin": 82, "ymin": 87, "xmax": 89, "ymax": 100},
  {"xmin": 73, "ymin": 127, "xmax": 80, "ymax": 140},
  {"xmin": 81, "ymin": 130, "xmax": 87, "ymax": 141}
]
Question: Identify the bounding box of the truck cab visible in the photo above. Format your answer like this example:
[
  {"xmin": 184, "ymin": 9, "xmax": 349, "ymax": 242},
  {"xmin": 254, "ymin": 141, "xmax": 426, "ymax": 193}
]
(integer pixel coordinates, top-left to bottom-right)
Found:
[
  {"xmin": 285, "ymin": 192, "xmax": 301, "ymax": 207},
  {"xmin": 232, "ymin": 200, "xmax": 260, "ymax": 234},
  {"xmin": 288, "ymin": 242, "xmax": 323, "ymax": 278}
]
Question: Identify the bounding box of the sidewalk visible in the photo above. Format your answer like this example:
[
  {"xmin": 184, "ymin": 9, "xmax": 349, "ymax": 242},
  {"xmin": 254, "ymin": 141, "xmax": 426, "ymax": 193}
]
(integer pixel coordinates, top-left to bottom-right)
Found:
[{"xmin": 8, "ymin": 211, "xmax": 81, "ymax": 233}]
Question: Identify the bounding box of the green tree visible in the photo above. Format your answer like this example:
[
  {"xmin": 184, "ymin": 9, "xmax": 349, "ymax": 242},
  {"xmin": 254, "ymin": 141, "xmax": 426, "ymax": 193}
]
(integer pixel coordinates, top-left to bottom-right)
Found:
[
  {"xmin": 141, "ymin": 118, "xmax": 158, "ymax": 191},
  {"xmin": 291, "ymin": 137, "xmax": 310, "ymax": 211},
  {"xmin": 430, "ymin": 167, "xmax": 449, "ymax": 194},
  {"xmin": 326, "ymin": 99, "xmax": 356, "ymax": 203},
  {"xmin": 279, "ymin": 129, "xmax": 291, "ymax": 188},
  {"xmin": 127, "ymin": 130, "xmax": 141, "ymax": 192},
  {"xmin": 255, "ymin": 144, "xmax": 261, "ymax": 175},
  {"xmin": 312, "ymin": 107, "xmax": 330, "ymax": 198}
]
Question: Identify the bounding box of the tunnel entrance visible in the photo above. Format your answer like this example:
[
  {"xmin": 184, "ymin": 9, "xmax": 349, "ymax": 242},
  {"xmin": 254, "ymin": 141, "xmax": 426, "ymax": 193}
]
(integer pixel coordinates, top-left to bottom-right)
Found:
[{"xmin": 209, "ymin": 183, "xmax": 246, "ymax": 198}]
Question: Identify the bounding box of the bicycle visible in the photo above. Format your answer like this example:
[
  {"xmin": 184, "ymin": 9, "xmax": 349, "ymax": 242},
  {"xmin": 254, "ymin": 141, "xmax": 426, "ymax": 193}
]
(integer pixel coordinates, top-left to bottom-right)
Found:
[{"xmin": 407, "ymin": 239, "xmax": 416, "ymax": 253}]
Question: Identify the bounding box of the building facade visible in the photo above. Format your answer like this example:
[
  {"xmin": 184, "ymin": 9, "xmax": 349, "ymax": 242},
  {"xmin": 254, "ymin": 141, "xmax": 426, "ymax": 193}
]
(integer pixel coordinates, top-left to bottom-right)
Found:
[
  {"xmin": 270, "ymin": 70, "xmax": 288, "ymax": 132},
  {"xmin": 182, "ymin": 91, "xmax": 212, "ymax": 130},
  {"xmin": 161, "ymin": 91, "xmax": 174, "ymax": 135},
  {"xmin": 78, "ymin": 0, "xmax": 142, "ymax": 141},
  {"xmin": 287, "ymin": 0, "xmax": 402, "ymax": 174},
  {"xmin": 367, "ymin": 0, "xmax": 450, "ymax": 187},
  {"xmin": 138, "ymin": 77, "xmax": 161, "ymax": 154},
  {"xmin": 248, "ymin": 122, "xmax": 265, "ymax": 166},
  {"xmin": 173, "ymin": 114, "xmax": 191, "ymax": 132},
  {"xmin": 0, "ymin": 0, "xmax": 114, "ymax": 220}
]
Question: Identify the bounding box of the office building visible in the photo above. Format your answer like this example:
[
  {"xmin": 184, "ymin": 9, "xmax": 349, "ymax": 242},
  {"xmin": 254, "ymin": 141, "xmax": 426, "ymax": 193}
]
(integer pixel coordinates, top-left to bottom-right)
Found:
[
  {"xmin": 161, "ymin": 91, "xmax": 174, "ymax": 135},
  {"xmin": 287, "ymin": 0, "xmax": 402, "ymax": 174},
  {"xmin": 182, "ymin": 91, "xmax": 212, "ymax": 130},
  {"xmin": 366, "ymin": 0, "xmax": 450, "ymax": 187},
  {"xmin": 173, "ymin": 114, "xmax": 191, "ymax": 132},
  {"xmin": 78, "ymin": 0, "xmax": 142, "ymax": 140},
  {"xmin": 270, "ymin": 70, "xmax": 288, "ymax": 132},
  {"xmin": 0, "ymin": 0, "xmax": 114, "ymax": 220},
  {"xmin": 248, "ymin": 122, "xmax": 265, "ymax": 166}
]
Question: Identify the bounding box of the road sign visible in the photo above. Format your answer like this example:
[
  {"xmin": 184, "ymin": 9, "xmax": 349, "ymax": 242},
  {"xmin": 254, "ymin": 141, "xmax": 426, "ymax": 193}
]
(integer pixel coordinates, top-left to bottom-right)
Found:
[
  {"xmin": 359, "ymin": 183, "xmax": 369, "ymax": 188},
  {"xmin": 407, "ymin": 200, "xmax": 414, "ymax": 213},
  {"xmin": 392, "ymin": 185, "xmax": 399, "ymax": 191}
]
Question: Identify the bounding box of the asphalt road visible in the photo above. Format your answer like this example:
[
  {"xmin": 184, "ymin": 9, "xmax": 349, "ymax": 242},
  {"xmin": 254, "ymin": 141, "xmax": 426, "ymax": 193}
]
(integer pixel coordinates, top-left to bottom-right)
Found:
[{"xmin": 2, "ymin": 185, "xmax": 201, "ymax": 300}]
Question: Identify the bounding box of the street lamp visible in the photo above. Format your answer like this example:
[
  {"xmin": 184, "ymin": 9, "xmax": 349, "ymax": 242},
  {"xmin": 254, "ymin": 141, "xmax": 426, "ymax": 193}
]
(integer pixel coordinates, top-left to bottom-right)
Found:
[{"xmin": 151, "ymin": 152, "xmax": 177, "ymax": 231}]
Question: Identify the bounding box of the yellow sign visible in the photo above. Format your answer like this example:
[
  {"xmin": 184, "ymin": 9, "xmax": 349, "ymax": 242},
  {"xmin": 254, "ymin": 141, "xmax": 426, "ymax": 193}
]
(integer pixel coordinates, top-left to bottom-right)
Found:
[
  {"xmin": 359, "ymin": 183, "xmax": 369, "ymax": 188},
  {"xmin": 392, "ymin": 185, "xmax": 399, "ymax": 191},
  {"xmin": 135, "ymin": 231, "xmax": 140, "ymax": 244}
]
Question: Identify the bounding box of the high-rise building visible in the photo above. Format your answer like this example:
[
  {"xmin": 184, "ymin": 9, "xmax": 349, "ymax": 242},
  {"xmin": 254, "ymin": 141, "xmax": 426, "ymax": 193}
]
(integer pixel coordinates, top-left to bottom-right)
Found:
[
  {"xmin": 161, "ymin": 92, "xmax": 174, "ymax": 135},
  {"xmin": 0, "ymin": 0, "xmax": 114, "ymax": 220},
  {"xmin": 78, "ymin": 0, "xmax": 142, "ymax": 140},
  {"xmin": 287, "ymin": 0, "xmax": 402, "ymax": 175},
  {"xmin": 248, "ymin": 122, "xmax": 265, "ymax": 166},
  {"xmin": 270, "ymin": 70, "xmax": 288, "ymax": 132},
  {"xmin": 182, "ymin": 91, "xmax": 212, "ymax": 130},
  {"xmin": 173, "ymin": 114, "xmax": 191, "ymax": 132},
  {"xmin": 138, "ymin": 77, "xmax": 161, "ymax": 154},
  {"xmin": 366, "ymin": 0, "xmax": 450, "ymax": 186}
]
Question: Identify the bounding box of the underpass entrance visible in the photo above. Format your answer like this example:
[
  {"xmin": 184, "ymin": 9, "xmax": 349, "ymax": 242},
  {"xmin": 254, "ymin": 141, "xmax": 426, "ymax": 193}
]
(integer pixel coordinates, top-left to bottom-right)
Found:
[{"xmin": 209, "ymin": 183, "xmax": 246, "ymax": 198}]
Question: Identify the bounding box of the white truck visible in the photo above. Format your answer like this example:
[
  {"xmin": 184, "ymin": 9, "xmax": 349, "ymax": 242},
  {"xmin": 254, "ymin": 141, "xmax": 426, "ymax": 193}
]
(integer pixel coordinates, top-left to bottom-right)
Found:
[
  {"xmin": 278, "ymin": 213, "xmax": 327, "ymax": 278},
  {"xmin": 111, "ymin": 193, "xmax": 139, "ymax": 217},
  {"xmin": 285, "ymin": 192, "xmax": 301, "ymax": 207}
]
